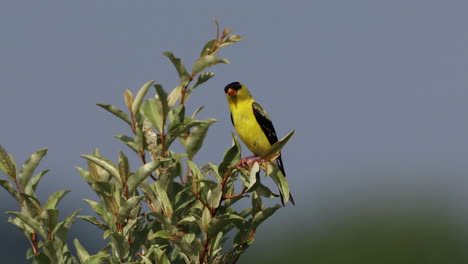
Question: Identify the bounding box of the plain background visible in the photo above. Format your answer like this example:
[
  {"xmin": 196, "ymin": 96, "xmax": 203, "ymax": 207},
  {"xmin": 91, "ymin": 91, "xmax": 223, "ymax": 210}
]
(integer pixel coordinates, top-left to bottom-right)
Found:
[{"xmin": 1, "ymin": 1, "xmax": 468, "ymax": 263}]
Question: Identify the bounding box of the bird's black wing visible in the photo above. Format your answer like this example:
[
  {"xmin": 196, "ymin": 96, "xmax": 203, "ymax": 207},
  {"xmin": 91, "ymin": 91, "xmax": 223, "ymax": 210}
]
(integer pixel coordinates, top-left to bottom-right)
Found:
[
  {"xmin": 252, "ymin": 102, "xmax": 295, "ymax": 206},
  {"xmin": 252, "ymin": 102, "xmax": 294, "ymax": 205},
  {"xmin": 252, "ymin": 102, "xmax": 278, "ymax": 145}
]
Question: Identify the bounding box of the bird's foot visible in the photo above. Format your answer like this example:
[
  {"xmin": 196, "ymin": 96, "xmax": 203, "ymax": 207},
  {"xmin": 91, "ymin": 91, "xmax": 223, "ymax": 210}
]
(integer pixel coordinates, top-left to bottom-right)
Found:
[
  {"xmin": 247, "ymin": 157, "xmax": 264, "ymax": 168},
  {"xmin": 236, "ymin": 155, "xmax": 258, "ymax": 169}
]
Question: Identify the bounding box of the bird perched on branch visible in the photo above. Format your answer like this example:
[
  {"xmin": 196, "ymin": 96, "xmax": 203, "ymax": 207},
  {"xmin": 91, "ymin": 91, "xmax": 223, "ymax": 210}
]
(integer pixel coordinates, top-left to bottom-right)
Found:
[{"xmin": 224, "ymin": 81, "xmax": 294, "ymax": 205}]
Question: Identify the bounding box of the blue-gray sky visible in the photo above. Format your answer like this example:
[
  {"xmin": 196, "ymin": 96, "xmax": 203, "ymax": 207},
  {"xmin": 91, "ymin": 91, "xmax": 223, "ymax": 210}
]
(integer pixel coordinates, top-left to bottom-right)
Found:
[{"xmin": 1, "ymin": 1, "xmax": 468, "ymax": 262}]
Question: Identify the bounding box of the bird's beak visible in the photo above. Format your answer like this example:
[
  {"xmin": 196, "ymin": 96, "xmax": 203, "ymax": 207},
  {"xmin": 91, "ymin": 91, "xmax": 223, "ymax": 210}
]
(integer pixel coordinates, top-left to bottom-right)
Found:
[{"xmin": 227, "ymin": 88, "xmax": 237, "ymax": 96}]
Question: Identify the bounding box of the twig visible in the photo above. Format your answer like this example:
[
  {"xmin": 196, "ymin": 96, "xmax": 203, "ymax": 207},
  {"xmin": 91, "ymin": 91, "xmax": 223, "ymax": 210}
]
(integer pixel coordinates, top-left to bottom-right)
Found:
[
  {"xmin": 182, "ymin": 164, "xmax": 190, "ymax": 184},
  {"xmin": 199, "ymin": 237, "xmax": 211, "ymax": 263},
  {"xmin": 193, "ymin": 191, "xmax": 214, "ymax": 216},
  {"xmin": 223, "ymin": 186, "xmax": 247, "ymax": 200},
  {"xmin": 31, "ymin": 232, "xmax": 39, "ymax": 254},
  {"xmin": 198, "ymin": 168, "xmax": 235, "ymax": 263}
]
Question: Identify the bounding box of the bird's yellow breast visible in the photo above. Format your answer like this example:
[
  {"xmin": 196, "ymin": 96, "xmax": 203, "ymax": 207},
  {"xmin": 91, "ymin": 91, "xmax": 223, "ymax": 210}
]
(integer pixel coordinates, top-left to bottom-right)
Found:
[{"xmin": 228, "ymin": 97, "xmax": 272, "ymax": 157}]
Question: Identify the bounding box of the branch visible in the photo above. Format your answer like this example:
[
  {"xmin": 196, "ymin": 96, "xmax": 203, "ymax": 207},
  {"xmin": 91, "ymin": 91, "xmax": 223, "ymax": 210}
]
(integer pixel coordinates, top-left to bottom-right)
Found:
[{"xmin": 193, "ymin": 191, "xmax": 214, "ymax": 216}]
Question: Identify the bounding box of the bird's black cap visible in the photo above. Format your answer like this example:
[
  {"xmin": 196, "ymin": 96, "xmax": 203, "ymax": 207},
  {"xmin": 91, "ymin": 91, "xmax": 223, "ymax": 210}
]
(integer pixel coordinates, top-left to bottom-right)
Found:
[{"xmin": 224, "ymin": 82, "xmax": 242, "ymax": 94}]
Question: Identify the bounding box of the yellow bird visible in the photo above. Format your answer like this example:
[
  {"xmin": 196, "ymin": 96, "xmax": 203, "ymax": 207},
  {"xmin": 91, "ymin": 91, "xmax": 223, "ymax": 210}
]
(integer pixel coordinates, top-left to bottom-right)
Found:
[{"xmin": 224, "ymin": 82, "xmax": 294, "ymax": 205}]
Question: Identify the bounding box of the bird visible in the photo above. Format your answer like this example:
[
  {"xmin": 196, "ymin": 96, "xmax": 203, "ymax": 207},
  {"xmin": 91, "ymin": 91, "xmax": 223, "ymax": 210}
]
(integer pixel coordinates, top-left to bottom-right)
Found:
[{"xmin": 224, "ymin": 81, "xmax": 294, "ymax": 205}]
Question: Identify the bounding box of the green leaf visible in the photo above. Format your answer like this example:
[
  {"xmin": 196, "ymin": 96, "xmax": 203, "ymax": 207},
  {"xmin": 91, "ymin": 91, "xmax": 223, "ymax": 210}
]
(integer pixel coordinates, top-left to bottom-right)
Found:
[
  {"xmin": 178, "ymin": 215, "xmax": 198, "ymax": 225},
  {"xmin": 24, "ymin": 169, "xmax": 49, "ymax": 196},
  {"xmin": 0, "ymin": 179, "xmax": 21, "ymax": 203},
  {"xmin": 52, "ymin": 209, "xmax": 81, "ymax": 243},
  {"xmin": 0, "ymin": 145, "xmax": 17, "ymax": 180},
  {"xmin": 195, "ymin": 178, "xmax": 218, "ymax": 189},
  {"xmin": 78, "ymin": 215, "xmax": 109, "ymax": 231},
  {"xmin": 139, "ymin": 254, "xmax": 153, "ymax": 264},
  {"xmin": 9, "ymin": 217, "xmax": 31, "ymax": 235},
  {"xmin": 252, "ymin": 204, "xmax": 281, "ymax": 230},
  {"xmin": 163, "ymin": 52, "xmax": 191, "ymax": 85},
  {"xmin": 263, "ymin": 130, "xmax": 296, "ymax": 160},
  {"xmin": 124, "ymin": 89, "xmax": 134, "ymax": 111},
  {"xmin": 32, "ymin": 253, "xmax": 52, "ymax": 264},
  {"xmin": 110, "ymin": 232, "xmax": 130, "ymax": 260},
  {"xmin": 200, "ymin": 39, "xmax": 216, "ymax": 57},
  {"xmin": 185, "ymin": 72, "xmax": 215, "ymax": 100},
  {"xmin": 41, "ymin": 209, "xmax": 59, "ymax": 233},
  {"xmin": 168, "ymin": 105, "xmax": 185, "ymax": 125},
  {"xmin": 154, "ymin": 84, "xmax": 169, "ymax": 125},
  {"xmin": 192, "ymin": 72, "xmax": 215, "ymax": 90},
  {"xmin": 185, "ymin": 119, "xmax": 217, "ymax": 159},
  {"xmin": 7, "ymin": 211, "xmax": 45, "ymax": 237},
  {"xmin": 132, "ymin": 80, "xmax": 155, "ymax": 116},
  {"xmin": 21, "ymin": 193, "xmax": 43, "ymax": 217},
  {"xmin": 219, "ymin": 34, "xmax": 243, "ymax": 48},
  {"xmin": 45, "ymin": 190, "xmax": 70, "ymax": 210},
  {"xmin": 148, "ymin": 229, "xmax": 172, "ymax": 240},
  {"xmin": 148, "ymin": 212, "xmax": 177, "ymax": 233},
  {"xmin": 204, "ymin": 163, "xmax": 221, "ymax": 184},
  {"xmin": 76, "ymin": 167, "xmax": 92, "ymax": 184},
  {"xmin": 201, "ymin": 207, "xmax": 211, "ymax": 233},
  {"xmin": 96, "ymin": 104, "xmax": 132, "ymax": 127},
  {"xmin": 141, "ymin": 98, "xmax": 164, "ymax": 133},
  {"xmin": 118, "ymin": 151, "xmax": 130, "ymax": 185},
  {"xmin": 114, "ymin": 135, "xmax": 139, "ymax": 154},
  {"xmin": 186, "ymin": 160, "xmax": 202, "ymax": 180},
  {"xmin": 208, "ymin": 214, "xmax": 245, "ymax": 237},
  {"xmin": 127, "ymin": 161, "xmax": 161, "ymax": 194},
  {"xmin": 211, "ymin": 232, "xmax": 224, "ymax": 258},
  {"xmin": 83, "ymin": 199, "xmax": 113, "ymax": 227},
  {"xmin": 209, "ymin": 183, "xmax": 223, "ymax": 209},
  {"xmin": 269, "ymin": 165, "xmax": 291, "ymax": 204},
  {"xmin": 74, "ymin": 239, "xmax": 90, "ymax": 263},
  {"xmin": 117, "ymin": 196, "xmax": 143, "ymax": 223},
  {"xmin": 251, "ymin": 192, "xmax": 262, "ymax": 217},
  {"xmin": 81, "ymin": 155, "xmax": 121, "ymax": 186},
  {"xmin": 218, "ymin": 133, "xmax": 241, "ymax": 177},
  {"xmin": 246, "ymin": 162, "xmax": 260, "ymax": 191},
  {"xmin": 191, "ymin": 105, "xmax": 205, "ymax": 119},
  {"xmin": 40, "ymin": 240, "xmax": 59, "ymax": 263},
  {"xmin": 84, "ymin": 254, "xmax": 110, "ymax": 264},
  {"xmin": 159, "ymin": 253, "xmax": 170, "ymax": 264},
  {"xmin": 165, "ymin": 120, "xmax": 205, "ymax": 149},
  {"xmin": 248, "ymin": 177, "xmax": 279, "ymax": 199},
  {"xmin": 150, "ymin": 181, "xmax": 173, "ymax": 218},
  {"xmin": 19, "ymin": 148, "xmax": 48, "ymax": 188},
  {"xmin": 192, "ymin": 55, "xmax": 229, "ymax": 76},
  {"xmin": 167, "ymin": 85, "xmax": 183, "ymax": 108}
]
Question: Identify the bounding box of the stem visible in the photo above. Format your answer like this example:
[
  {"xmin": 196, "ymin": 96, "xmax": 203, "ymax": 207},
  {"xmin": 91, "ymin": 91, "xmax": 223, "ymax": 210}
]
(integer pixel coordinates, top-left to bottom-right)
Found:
[
  {"xmin": 160, "ymin": 130, "xmax": 166, "ymax": 158},
  {"xmin": 220, "ymin": 169, "xmax": 232, "ymax": 199},
  {"xmin": 123, "ymin": 183, "xmax": 129, "ymax": 199},
  {"xmin": 198, "ymin": 168, "xmax": 236, "ymax": 263},
  {"xmin": 13, "ymin": 178, "xmax": 25, "ymax": 205},
  {"xmin": 130, "ymin": 111, "xmax": 137, "ymax": 134},
  {"xmin": 182, "ymin": 158, "xmax": 193, "ymax": 184},
  {"xmin": 179, "ymin": 75, "xmax": 193, "ymax": 106},
  {"xmin": 223, "ymin": 186, "xmax": 247, "ymax": 200},
  {"xmin": 199, "ymin": 237, "xmax": 211, "ymax": 263},
  {"xmin": 31, "ymin": 232, "xmax": 39, "ymax": 254},
  {"xmin": 179, "ymin": 86, "xmax": 187, "ymax": 105},
  {"xmin": 193, "ymin": 191, "xmax": 214, "ymax": 216}
]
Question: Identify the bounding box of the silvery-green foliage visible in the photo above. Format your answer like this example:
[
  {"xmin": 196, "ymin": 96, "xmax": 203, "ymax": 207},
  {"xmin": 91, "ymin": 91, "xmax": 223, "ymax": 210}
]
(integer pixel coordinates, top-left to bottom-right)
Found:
[{"xmin": 0, "ymin": 22, "xmax": 294, "ymax": 264}]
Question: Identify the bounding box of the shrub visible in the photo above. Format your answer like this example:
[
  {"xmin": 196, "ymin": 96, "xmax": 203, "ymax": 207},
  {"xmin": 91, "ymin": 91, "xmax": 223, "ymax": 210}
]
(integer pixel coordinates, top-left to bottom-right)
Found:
[{"xmin": 0, "ymin": 22, "xmax": 294, "ymax": 264}]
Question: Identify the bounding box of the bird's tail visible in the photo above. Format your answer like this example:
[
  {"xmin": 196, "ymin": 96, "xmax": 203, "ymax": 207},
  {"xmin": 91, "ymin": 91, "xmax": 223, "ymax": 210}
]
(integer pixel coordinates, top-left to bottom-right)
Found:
[{"xmin": 277, "ymin": 155, "xmax": 295, "ymax": 206}]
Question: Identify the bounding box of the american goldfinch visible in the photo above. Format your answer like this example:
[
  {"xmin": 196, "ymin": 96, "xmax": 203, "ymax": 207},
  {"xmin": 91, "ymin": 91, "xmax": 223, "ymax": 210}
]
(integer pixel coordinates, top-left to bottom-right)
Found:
[{"xmin": 224, "ymin": 81, "xmax": 294, "ymax": 205}]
